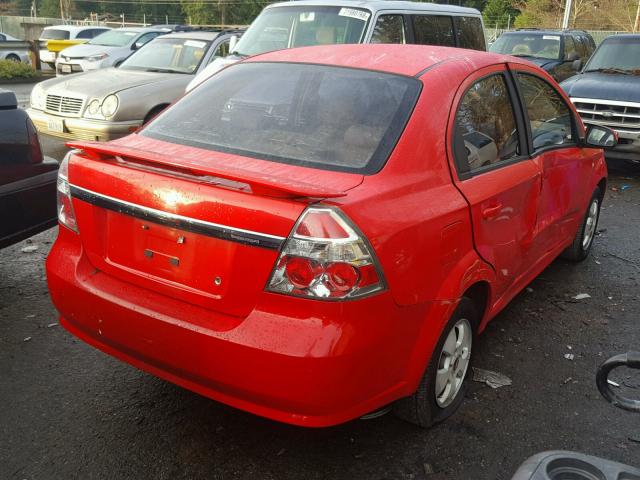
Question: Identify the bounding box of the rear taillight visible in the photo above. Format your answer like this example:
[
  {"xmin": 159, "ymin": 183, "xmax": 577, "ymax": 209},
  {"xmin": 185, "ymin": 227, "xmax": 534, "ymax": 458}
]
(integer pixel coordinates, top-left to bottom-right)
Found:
[
  {"xmin": 267, "ymin": 207, "xmax": 385, "ymax": 300},
  {"xmin": 57, "ymin": 150, "xmax": 78, "ymax": 233}
]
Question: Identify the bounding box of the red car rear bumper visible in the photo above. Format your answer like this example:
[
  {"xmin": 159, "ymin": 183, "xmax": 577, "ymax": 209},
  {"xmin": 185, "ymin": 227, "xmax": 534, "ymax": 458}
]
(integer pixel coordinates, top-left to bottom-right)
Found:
[{"xmin": 47, "ymin": 228, "xmax": 453, "ymax": 427}]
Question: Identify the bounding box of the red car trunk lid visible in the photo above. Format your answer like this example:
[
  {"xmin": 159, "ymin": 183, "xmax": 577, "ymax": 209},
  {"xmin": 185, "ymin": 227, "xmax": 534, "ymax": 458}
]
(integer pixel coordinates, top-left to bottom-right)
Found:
[{"xmin": 66, "ymin": 137, "xmax": 363, "ymax": 318}]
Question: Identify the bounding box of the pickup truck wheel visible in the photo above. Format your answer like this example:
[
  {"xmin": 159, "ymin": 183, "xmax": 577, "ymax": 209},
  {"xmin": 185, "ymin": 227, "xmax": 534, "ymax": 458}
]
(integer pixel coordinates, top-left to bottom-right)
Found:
[
  {"xmin": 561, "ymin": 187, "xmax": 601, "ymax": 262},
  {"xmin": 393, "ymin": 298, "xmax": 477, "ymax": 428}
]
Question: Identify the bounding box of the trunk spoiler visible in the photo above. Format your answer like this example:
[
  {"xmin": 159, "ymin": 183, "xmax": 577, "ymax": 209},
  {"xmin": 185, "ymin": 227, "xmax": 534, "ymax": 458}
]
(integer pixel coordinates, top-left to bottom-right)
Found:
[{"xmin": 66, "ymin": 141, "xmax": 350, "ymax": 199}]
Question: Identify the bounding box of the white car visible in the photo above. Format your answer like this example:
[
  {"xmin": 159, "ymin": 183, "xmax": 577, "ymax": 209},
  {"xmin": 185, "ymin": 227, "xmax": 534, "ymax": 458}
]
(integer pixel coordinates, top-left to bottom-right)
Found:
[
  {"xmin": 39, "ymin": 25, "xmax": 111, "ymax": 67},
  {"xmin": 54, "ymin": 27, "xmax": 168, "ymax": 76},
  {"xmin": 0, "ymin": 33, "xmax": 31, "ymax": 63}
]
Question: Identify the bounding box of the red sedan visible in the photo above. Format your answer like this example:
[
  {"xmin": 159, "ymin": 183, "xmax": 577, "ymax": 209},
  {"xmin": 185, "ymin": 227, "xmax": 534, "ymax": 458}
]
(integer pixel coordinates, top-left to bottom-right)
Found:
[{"xmin": 47, "ymin": 44, "xmax": 616, "ymax": 427}]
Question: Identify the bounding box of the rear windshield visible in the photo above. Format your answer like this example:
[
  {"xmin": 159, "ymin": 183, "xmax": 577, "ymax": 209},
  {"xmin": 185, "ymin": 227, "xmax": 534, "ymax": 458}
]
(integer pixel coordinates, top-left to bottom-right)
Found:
[
  {"xmin": 142, "ymin": 62, "xmax": 421, "ymax": 174},
  {"xmin": 490, "ymin": 33, "xmax": 561, "ymax": 60},
  {"xmin": 40, "ymin": 29, "xmax": 70, "ymax": 40}
]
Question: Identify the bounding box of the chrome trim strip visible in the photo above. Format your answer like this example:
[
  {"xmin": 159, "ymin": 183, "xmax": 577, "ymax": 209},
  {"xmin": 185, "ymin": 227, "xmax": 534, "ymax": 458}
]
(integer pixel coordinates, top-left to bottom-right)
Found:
[
  {"xmin": 571, "ymin": 97, "xmax": 640, "ymax": 108},
  {"xmin": 70, "ymin": 184, "xmax": 286, "ymax": 250}
]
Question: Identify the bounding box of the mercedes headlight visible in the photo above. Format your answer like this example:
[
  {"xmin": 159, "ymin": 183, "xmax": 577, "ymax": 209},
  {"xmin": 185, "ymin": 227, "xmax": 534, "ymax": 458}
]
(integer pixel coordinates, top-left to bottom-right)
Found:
[
  {"xmin": 84, "ymin": 99, "xmax": 103, "ymax": 119},
  {"xmin": 101, "ymin": 94, "xmax": 119, "ymax": 118},
  {"xmin": 30, "ymin": 83, "xmax": 45, "ymax": 110}
]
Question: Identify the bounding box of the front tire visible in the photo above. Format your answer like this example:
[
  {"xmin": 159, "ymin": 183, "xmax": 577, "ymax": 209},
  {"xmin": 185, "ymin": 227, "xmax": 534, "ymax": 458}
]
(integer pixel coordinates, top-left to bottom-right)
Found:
[
  {"xmin": 561, "ymin": 187, "xmax": 601, "ymax": 262},
  {"xmin": 393, "ymin": 298, "xmax": 477, "ymax": 428}
]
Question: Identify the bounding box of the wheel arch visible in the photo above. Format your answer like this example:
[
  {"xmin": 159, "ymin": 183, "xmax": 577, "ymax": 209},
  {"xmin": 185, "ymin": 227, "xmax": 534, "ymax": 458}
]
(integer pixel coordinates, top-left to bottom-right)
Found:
[{"xmin": 143, "ymin": 104, "xmax": 170, "ymax": 124}]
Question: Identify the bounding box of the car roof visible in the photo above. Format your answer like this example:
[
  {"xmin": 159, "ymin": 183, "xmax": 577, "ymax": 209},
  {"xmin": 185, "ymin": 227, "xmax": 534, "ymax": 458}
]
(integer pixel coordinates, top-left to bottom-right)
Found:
[
  {"xmin": 43, "ymin": 25, "xmax": 109, "ymax": 32},
  {"xmin": 246, "ymin": 44, "xmax": 508, "ymax": 77},
  {"xmin": 163, "ymin": 31, "xmax": 222, "ymax": 40},
  {"xmin": 266, "ymin": 0, "xmax": 480, "ymax": 15}
]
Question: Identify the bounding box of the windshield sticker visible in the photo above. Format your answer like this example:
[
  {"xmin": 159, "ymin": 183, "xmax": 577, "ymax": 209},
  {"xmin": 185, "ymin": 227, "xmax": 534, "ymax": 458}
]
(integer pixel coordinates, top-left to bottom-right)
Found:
[
  {"xmin": 299, "ymin": 12, "xmax": 315, "ymax": 22},
  {"xmin": 543, "ymin": 35, "xmax": 560, "ymax": 40},
  {"xmin": 338, "ymin": 8, "xmax": 370, "ymax": 21},
  {"xmin": 184, "ymin": 40, "xmax": 206, "ymax": 48}
]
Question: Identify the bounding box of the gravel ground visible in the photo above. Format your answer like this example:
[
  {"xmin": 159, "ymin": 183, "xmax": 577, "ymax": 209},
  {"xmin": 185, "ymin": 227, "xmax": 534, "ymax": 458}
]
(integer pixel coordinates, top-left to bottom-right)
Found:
[{"xmin": 1, "ymin": 82, "xmax": 640, "ymax": 480}]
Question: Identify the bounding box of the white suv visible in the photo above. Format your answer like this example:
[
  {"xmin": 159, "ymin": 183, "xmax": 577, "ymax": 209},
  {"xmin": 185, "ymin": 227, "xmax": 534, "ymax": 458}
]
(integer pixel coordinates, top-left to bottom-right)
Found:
[{"xmin": 186, "ymin": 0, "xmax": 486, "ymax": 91}]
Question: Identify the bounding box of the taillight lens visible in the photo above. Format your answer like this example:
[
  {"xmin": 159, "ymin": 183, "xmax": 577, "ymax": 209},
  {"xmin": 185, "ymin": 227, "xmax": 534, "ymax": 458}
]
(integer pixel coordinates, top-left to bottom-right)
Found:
[
  {"xmin": 267, "ymin": 207, "xmax": 385, "ymax": 299},
  {"xmin": 57, "ymin": 151, "xmax": 78, "ymax": 233}
]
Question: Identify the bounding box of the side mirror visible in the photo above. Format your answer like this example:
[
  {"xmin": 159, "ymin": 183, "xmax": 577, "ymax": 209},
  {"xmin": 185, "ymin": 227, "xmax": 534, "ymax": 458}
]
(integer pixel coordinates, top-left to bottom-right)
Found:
[
  {"xmin": 229, "ymin": 35, "xmax": 238, "ymax": 54},
  {"xmin": 571, "ymin": 59, "xmax": 582, "ymax": 71},
  {"xmin": 0, "ymin": 90, "xmax": 17, "ymax": 109},
  {"xmin": 585, "ymin": 125, "xmax": 617, "ymax": 149},
  {"xmin": 132, "ymin": 40, "xmax": 144, "ymax": 51},
  {"xmin": 566, "ymin": 51, "xmax": 579, "ymax": 62}
]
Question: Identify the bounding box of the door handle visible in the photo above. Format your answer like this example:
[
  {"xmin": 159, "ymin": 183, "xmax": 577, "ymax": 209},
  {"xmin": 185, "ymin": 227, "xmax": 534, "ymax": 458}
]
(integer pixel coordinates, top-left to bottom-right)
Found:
[{"xmin": 481, "ymin": 204, "xmax": 503, "ymax": 219}]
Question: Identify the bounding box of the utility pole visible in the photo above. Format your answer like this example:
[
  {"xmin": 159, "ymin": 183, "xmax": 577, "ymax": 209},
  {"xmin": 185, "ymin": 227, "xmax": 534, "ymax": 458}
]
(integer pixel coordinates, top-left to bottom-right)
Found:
[
  {"xmin": 562, "ymin": 0, "xmax": 573, "ymax": 29},
  {"xmin": 634, "ymin": 0, "xmax": 640, "ymax": 33}
]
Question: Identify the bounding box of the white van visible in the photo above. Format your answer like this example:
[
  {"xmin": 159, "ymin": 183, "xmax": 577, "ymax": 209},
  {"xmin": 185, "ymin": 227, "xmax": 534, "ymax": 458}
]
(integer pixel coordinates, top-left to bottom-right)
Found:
[
  {"xmin": 39, "ymin": 25, "xmax": 111, "ymax": 67},
  {"xmin": 186, "ymin": 0, "xmax": 485, "ymax": 91}
]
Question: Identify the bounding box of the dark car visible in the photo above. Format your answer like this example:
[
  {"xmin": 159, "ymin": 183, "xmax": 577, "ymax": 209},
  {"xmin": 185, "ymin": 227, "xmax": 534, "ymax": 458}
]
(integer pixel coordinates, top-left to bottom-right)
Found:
[
  {"xmin": 490, "ymin": 29, "xmax": 596, "ymax": 82},
  {"xmin": 561, "ymin": 34, "xmax": 640, "ymax": 164},
  {"xmin": 0, "ymin": 90, "xmax": 58, "ymax": 249}
]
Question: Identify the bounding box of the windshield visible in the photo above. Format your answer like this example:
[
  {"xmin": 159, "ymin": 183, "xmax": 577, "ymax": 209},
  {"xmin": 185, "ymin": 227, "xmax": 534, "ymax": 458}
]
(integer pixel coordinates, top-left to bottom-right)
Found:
[
  {"xmin": 232, "ymin": 6, "xmax": 370, "ymax": 57},
  {"xmin": 490, "ymin": 33, "xmax": 561, "ymax": 60},
  {"xmin": 584, "ymin": 36, "xmax": 640, "ymax": 73},
  {"xmin": 120, "ymin": 37, "xmax": 210, "ymax": 74},
  {"xmin": 143, "ymin": 62, "xmax": 420, "ymax": 173},
  {"xmin": 40, "ymin": 29, "xmax": 70, "ymax": 40},
  {"xmin": 89, "ymin": 30, "xmax": 138, "ymax": 47}
]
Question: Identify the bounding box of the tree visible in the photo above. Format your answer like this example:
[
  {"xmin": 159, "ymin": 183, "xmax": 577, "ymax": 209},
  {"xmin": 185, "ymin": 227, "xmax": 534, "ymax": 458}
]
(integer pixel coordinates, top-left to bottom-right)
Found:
[{"xmin": 483, "ymin": 0, "xmax": 519, "ymax": 28}]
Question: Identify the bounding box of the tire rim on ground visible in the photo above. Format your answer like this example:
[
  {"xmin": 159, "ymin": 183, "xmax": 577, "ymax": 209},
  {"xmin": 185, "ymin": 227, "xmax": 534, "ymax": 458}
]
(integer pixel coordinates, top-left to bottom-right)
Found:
[{"xmin": 435, "ymin": 318, "xmax": 472, "ymax": 408}]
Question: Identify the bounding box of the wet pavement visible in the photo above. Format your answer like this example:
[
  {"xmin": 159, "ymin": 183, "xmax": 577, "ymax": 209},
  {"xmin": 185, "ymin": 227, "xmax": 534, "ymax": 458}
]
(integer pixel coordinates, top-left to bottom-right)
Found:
[{"xmin": 1, "ymin": 83, "xmax": 640, "ymax": 480}]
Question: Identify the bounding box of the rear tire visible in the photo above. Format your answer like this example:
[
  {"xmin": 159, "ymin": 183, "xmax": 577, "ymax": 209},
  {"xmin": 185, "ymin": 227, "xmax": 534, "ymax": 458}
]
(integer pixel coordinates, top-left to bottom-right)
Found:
[
  {"xmin": 393, "ymin": 298, "xmax": 477, "ymax": 428},
  {"xmin": 561, "ymin": 187, "xmax": 601, "ymax": 262},
  {"xmin": 6, "ymin": 54, "xmax": 20, "ymax": 62}
]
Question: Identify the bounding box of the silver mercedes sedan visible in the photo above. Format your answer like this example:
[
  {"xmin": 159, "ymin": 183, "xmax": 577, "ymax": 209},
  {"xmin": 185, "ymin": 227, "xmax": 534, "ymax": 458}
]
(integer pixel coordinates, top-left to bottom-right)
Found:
[{"xmin": 28, "ymin": 30, "xmax": 238, "ymax": 142}]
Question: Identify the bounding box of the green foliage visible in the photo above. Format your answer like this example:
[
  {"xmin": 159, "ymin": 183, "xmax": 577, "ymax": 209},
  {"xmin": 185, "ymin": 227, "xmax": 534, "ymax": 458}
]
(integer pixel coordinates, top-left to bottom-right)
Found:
[
  {"xmin": 0, "ymin": 59, "xmax": 36, "ymax": 79},
  {"xmin": 39, "ymin": 0, "xmax": 60, "ymax": 18},
  {"xmin": 483, "ymin": 0, "xmax": 519, "ymax": 28},
  {"xmin": 513, "ymin": 0, "xmax": 557, "ymax": 28},
  {"xmin": 181, "ymin": 0, "xmax": 216, "ymax": 25}
]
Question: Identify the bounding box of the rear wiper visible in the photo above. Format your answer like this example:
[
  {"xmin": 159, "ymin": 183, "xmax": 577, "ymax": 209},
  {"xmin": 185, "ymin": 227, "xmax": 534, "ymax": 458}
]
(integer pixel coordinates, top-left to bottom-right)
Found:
[{"xmin": 584, "ymin": 67, "xmax": 633, "ymax": 75}]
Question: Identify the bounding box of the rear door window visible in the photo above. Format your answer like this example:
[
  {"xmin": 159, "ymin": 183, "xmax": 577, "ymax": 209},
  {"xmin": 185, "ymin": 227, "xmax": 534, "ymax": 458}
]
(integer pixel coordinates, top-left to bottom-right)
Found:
[
  {"xmin": 76, "ymin": 29, "xmax": 95, "ymax": 39},
  {"xmin": 143, "ymin": 62, "xmax": 421, "ymax": 174},
  {"xmin": 412, "ymin": 15, "xmax": 455, "ymax": 47},
  {"xmin": 564, "ymin": 35, "xmax": 577, "ymax": 60},
  {"xmin": 454, "ymin": 74, "xmax": 521, "ymax": 173},
  {"xmin": 516, "ymin": 73, "xmax": 574, "ymax": 151},
  {"xmin": 454, "ymin": 16, "xmax": 485, "ymax": 50},
  {"xmin": 370, "ymin": 14, "xmax": 406, "ymax": 44}
]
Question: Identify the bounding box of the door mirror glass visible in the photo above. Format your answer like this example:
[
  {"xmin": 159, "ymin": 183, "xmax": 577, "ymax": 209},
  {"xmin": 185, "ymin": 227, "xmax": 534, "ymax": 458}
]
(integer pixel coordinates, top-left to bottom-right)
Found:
[
  {"xmin": 566, "ymin": 50, "xmax": 579, "ymax": 61},
  {"xmin": 572, "ymin": 59, "xmax": 582, "ymax": 71},
  {"xmin": 229, "ymin": 35, "xmax": 238, "ymax": 53},
  {"xmin": 585, "ymin": 125, "xmax": 617, "ymax": 148}
]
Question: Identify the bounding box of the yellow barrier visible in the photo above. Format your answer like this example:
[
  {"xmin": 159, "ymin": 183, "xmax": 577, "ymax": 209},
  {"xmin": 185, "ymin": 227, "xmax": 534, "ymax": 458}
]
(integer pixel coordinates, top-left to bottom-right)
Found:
[{"xmin": 46, "ymin": 39, "xmax": 88, "ymax": 53}]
